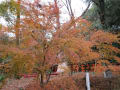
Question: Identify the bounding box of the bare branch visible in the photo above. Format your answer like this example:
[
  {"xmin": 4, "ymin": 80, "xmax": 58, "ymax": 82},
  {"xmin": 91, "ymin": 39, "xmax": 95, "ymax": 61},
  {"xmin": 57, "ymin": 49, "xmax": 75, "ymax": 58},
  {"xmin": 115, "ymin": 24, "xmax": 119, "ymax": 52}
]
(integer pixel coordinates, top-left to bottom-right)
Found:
[{"xmin": 81, "ymin": 0, "xmax": 91, "ymax": 17}]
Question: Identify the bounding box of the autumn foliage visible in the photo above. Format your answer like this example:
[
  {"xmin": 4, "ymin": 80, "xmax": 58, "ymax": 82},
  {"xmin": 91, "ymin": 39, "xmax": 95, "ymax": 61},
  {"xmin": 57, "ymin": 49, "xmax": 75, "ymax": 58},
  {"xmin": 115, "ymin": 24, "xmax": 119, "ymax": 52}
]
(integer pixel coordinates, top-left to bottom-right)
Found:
[{"xmin": 0, "ymin": 0, "xmax": 120, "ymax": 88}]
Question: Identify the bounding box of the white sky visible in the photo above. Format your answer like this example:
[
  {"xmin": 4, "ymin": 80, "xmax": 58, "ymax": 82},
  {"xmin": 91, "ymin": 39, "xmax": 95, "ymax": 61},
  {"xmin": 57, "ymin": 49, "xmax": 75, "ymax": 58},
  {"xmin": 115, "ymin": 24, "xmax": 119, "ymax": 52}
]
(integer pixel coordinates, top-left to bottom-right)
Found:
[
  {"xmin": 0, "ymin": 0, "xmax": 87, "ymax": 25},
  {"xmin": 40, "ymin": 0, "xmax": 87, "ymax": 22}
]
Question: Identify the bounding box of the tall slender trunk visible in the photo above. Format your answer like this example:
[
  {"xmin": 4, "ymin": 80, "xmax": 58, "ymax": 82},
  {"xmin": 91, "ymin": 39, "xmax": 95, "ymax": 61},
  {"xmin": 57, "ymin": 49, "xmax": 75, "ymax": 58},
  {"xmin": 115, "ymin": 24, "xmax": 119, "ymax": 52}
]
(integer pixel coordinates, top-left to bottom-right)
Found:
[
  {"xmin": 15, "ymin": 0, "xmax": 21, "ymax": 45},
  {"xmin": 99, "ymin": 0, "xmax": 105, "ymax": 26},
  {"xmin": 40, "ymin": 73, "xmax": 44, "ymax": 86},
  {"xmin": 66, "ymin": 0, "xmax": 75, "ymax": 28},
  {"xmin": 54, "ymin": 0, "xmax": 60, "ymax": 30}
]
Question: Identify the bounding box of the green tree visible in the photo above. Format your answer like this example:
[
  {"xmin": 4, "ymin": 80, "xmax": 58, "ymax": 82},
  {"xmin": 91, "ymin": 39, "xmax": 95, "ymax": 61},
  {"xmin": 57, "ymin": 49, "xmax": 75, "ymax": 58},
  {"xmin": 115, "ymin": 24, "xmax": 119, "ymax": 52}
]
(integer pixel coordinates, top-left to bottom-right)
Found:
[
  {"xmin": 0, "ymin": 0, "xmax": 21, "ymax": 45},
  {"xmin": 84, "ymin": 0, "xmax": 120, "ymax": 32},
  {"xmin": 0, "ymin": 0, "xmax": 18, "ymax": 25}
]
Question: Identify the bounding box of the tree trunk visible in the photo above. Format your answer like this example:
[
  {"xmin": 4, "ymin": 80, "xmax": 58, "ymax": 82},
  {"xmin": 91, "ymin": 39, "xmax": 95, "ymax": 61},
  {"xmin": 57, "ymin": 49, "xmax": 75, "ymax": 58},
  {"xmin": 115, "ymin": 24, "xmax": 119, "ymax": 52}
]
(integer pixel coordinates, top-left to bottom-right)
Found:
[
  {"xmin": 99, "ymin": 0, "xmax": 105, "ymax": 26},
  {"xmin": 15, "ymin": 0, "xmax": 21, "ymax": 45},
  {"xmin": 54, "ymin": 0, "xmax": 60, "ymax": 30},
  {"xmin": 40, "ymin": 73, "xmax": 44, "ymax": 85},
  {"xmin": 45, "ymin": 73, "xmax": 51, "ymax": 84},
  {"xmin": 92, "ymin": 0, "xmax": 105, "ymax": 28}
]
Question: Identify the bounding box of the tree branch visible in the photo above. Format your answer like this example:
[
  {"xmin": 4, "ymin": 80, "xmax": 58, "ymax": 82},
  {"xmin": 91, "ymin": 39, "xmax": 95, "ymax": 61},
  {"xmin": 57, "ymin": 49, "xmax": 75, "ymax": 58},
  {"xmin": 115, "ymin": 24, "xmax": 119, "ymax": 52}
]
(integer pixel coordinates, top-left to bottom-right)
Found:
[{"xmin": 81, "ymin": 1, "xmax": 91, "ymax": 17}]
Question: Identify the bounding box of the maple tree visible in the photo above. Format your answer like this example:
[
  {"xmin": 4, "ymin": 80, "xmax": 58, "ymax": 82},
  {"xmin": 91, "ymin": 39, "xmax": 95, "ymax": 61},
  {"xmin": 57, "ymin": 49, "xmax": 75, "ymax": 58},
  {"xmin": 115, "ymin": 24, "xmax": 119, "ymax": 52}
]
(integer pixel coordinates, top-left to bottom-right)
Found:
[
  {"xmin": 0, "ymin": 0, "xmax": 120, "ymax": 88},
  {"xmin": 1, "ymin": 0, "xmax": 61, "ymax": 85}
]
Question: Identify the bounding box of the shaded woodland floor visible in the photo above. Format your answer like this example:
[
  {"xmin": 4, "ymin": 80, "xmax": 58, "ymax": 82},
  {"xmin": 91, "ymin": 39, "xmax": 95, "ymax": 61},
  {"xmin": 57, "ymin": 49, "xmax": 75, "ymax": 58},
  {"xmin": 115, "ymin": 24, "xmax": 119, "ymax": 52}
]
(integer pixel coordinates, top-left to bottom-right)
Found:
[
  {"xmin": 25, "ymin": 73, "xmax": 120, "ymax": 90},
  {"xmin": 1, "ymin": 72, "xmax": 120, "ymax": 90},
  {"xmin": 1, "ymin": 77, "xmax": 34, "ymax": 90}
]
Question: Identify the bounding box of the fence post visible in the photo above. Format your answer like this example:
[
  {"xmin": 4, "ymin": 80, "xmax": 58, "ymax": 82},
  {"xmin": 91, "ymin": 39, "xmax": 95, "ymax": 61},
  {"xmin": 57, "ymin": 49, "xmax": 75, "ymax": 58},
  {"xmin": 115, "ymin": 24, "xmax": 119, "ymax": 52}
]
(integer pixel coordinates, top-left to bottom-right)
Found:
[{"xmin": 86, "ymin": 72, "xmax": 90, "ymax": 90}]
